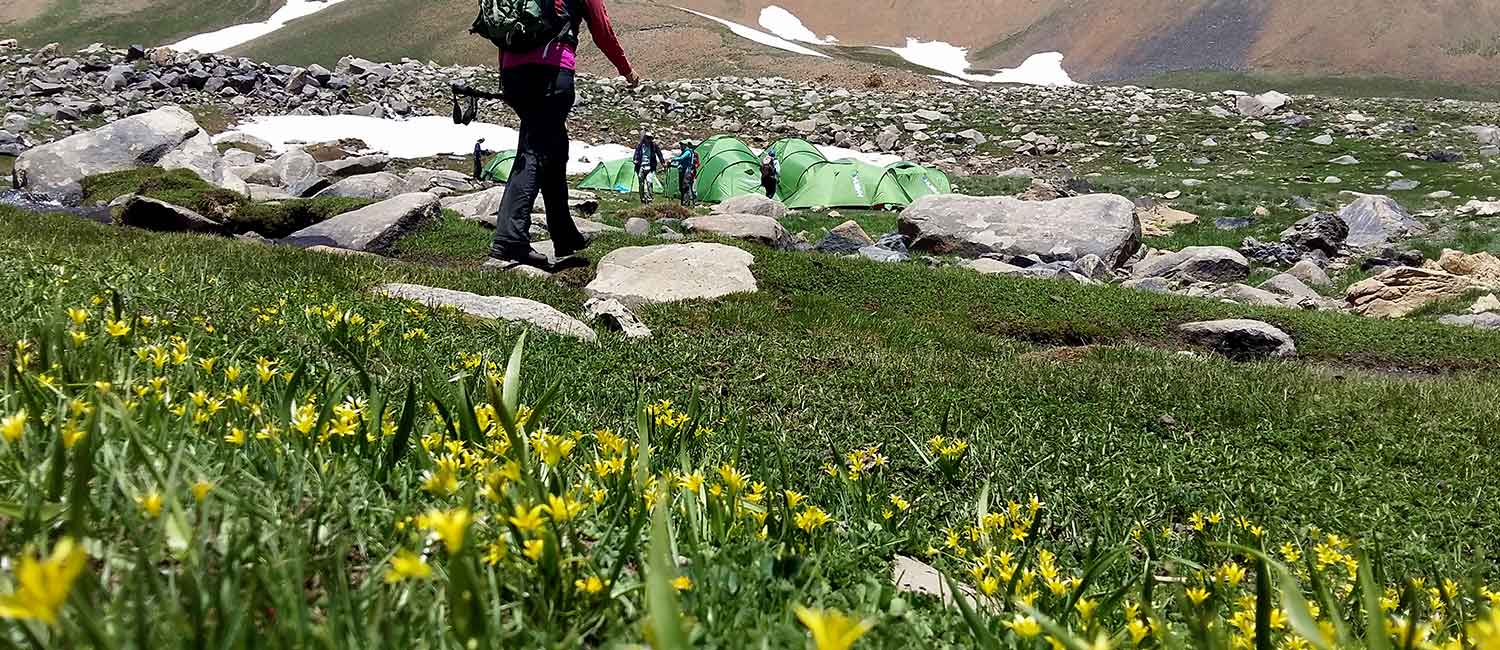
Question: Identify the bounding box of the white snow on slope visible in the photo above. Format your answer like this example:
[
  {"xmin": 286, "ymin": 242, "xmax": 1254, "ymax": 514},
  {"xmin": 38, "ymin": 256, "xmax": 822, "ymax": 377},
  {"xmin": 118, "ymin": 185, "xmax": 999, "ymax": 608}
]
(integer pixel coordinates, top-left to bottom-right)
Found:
[
  {"xmin": 813, "ymin": 145, "xmax": 902, "ymax": 167},
  {"xmin": 225, "ymin": 115, "xmax": 631, "ymax": 175},
  {"xmin": 881, "ymin": 40, "xmax": 1076, "ymax": 86},
  {"xmin": 674, "ymin": 7, "xmax": 830, "ymax": 58},
  {"xmin": 169, "ymin": 0, "xmax": 351, "ymax": 53},
  {"xmin": 757, "ymin": 6, "xmax": 836, "ymax": 45}
]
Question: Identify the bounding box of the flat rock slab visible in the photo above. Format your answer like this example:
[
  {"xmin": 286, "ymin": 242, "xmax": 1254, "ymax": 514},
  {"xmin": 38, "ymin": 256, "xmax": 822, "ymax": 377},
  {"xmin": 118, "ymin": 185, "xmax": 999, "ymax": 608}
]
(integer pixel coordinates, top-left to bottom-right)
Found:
[
  {"xmin": 1132, "ymin": 246, "xmax": 1249, "ymax": 283},
  {"xmin": 586, "ymin": 242, "xmax": 757, "ymax": 306},
  {"xmin": 1345, "ymin": 266, "xmax": 1474, "ymax": 318},
  {"xmin": 1439, "ymin": 313, "xmax": 1500, "ymax": 330},
  {"xmin": 898, "ymin": 193, "xmax": 1141, "ymax": 268},
  {"xmin": 583, "ymin": 297, "xmax": 653, "ymax": 339},
  {"xmin": 15, "ymin": 106, "xmax": 204, "ymax": 202},
  {"xmin": 684, "ymin": 213, "xmax": 792, "ymax": 249},
  {"xmin": 282, "ymin": 192, "xmax": 438, "ymax": 254},
  {"xmin": 1179, "ymin": 319, "xmax": 1297, "ymax": 360},
  {"xmin": 376, "ymin": 283, "xmax": 595, "ymax": 342},
  {"xmin": 315, "ymin": 172, "xmax": 408, "ymax": 200},
  {"xmin": 713, "ymin": 194, "xmax": 788, "ymax": 220},
  {"xmin": 891, "ymin": 555, "xmax": 974, "ymax": 609}
]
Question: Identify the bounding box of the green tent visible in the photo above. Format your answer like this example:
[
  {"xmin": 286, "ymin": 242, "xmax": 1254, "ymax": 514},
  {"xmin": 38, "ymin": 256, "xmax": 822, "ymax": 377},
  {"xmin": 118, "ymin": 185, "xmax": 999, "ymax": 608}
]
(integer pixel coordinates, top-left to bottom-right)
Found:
[
  {"xmin": 782, "ymin": 160, "xmax": 890, "ymax": 209},
  {"xmin": 679, "ymin": 135, "xmax": 763, "ymax": 203},
  {"xmin": 578, "ymin": 159, "xmax": 663, "ymax": 194},
  {"xmin": 480, "ymin": 150, "xmax": 518, "ymax": 182},
  {"xmin": 765, "ymin": 138, "xmax": 827, "ymax": 199},
  {"xmin": 874, "ymin": 161, "xmax": 952, "ymax": 205}
]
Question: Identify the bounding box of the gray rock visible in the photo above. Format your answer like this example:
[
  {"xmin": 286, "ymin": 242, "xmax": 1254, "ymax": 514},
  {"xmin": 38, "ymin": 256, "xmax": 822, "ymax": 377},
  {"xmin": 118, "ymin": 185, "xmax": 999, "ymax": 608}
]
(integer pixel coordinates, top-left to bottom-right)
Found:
[
  {"xmin": 1122, "ymin": 277, "xmax": 1174, "ymax": 294},
  {"xmin": 231, "ymin": 163, "xmax": 280, "ymax": 186},
  {"xmin": 586, "ymin": 243, "xmax": 757, "ymax": 306},
  {"xmin": 211, "ymin": 132, "xmax": 274, "ymax": 152},
  {"xmin": 713, "ymin": 194, "xmax": 788, "ymax": 220},
  {"xmin": 272, "ymin": 149, "xmax": 318, "ymax": 187},
  {"xmin": 247, "ymin": 184, "xmax": 292, "ymax": 202},
  {"xmin": 582, "ymin": 297, "xmax": 652, "ymax": 339},
  {"xmin": 115, "ymin": 195, "xmax": 226, "ymax": 234},
  {"xmin": 315, "ymin": 172, "xmax": 407, "ymax": 200},
  {"xmin": 1234, "ymin": 91, "xmax": 1290, "ymax": 118},
  {"xmin": 1328, "ymin": 155, "xmax": 1360, "ymax": 165},
  {"xmin": 441, "ymin": 186, "xmax": 507, "ymax": 223},
  {"xmin": 1337, "ymin": 194, "xmax": 1426, "ymax": 249},
  {"xmin": 1439, "ymin": 313, "xmax": 1500, "ymax": 330},
  {"xmin": 282, "ymin": 192, "xmax": 439, "ymax": 254},
  {"xmin": 1179, "ymin": 319, "xmax": 1296, "ymax": 360},
  {"xmin": 155, "ymin": 131, "xmax": 221, "ymax": 184},
  {"xmin": 221, "ymin": 148, "xmax": 257, "ymax": 167},
  {"xmin": 814, "ymin": 220, "xmax": 875, "ymax": 254},
  {"xmin": 317, "ymin": 154, "xmax": 392, "ymax": 177},
  {"xmin": 1288, "ymin": 259, "xmax": 1333, "ymax": 287},
  {"xmin": 1131, "ymin": 246, "xmax": 1249, "ymax": 283},
  {"xmin": 624, "ymin": 217, "xmax": 650, "ymax": 236},
  {"xmin": 684, "ymin": 213, "xmax": 792, "ymax": 249},
  {"xmin": 1280, "ymin": 212, "xmax": 1348, "ymax": 255},
  {"xmin": 377, "ymin": 283, "xmax": 595, "ymax": 342},
  {"xmin": 15, "ymin": 106, "xmax": 203, "ymax": 202},
  {"xmin": 898, "ymin": 193, "xmax": 1141, "ymax": 268},
  {"xmin": 1386, "ymin": 179, "xmax": 1421, "ymax": 192},
  {"xmin": 1310, "ymin": 134, "xmax": 1334, "ymax": 146},
  {"xmin": 218, "ymin": 169, "xmax": 249, "ymax": 196},
  {"xmin": 1258, "ymin": 273, "xmax": 1325, "ymax": 307},
  {"xmin": 857, "ymin": 246, "xmax": 910, "ymax": 263}
]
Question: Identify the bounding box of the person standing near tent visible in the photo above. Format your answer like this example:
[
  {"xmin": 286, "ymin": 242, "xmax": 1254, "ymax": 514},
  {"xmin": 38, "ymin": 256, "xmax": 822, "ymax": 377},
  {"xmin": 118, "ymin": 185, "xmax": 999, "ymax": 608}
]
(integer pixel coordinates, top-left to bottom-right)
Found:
[
  {"xmin": 633, "ymin": 132, "xmax": 665, "ymax": 205},
  {"xmin": 477, "ymin": 0, "xmax": 639, "ymax": 267},
  {"xmin": 473, "ymin": 138, "xmax": 487, "ymax": 181},
  {"xmin": 760, "ymin": 149, "xmax": 781, "ymax": 198},
  {"xmin": 671, "ymin": 141, "xmax": 700, "ymax": 207}
]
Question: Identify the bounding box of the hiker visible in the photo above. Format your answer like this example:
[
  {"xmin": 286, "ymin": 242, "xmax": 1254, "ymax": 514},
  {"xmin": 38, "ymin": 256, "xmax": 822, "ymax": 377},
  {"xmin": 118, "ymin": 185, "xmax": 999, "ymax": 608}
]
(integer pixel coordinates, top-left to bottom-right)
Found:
[
  {"xmin": 760, "ymin": 149, "xmax": 780, "ymax": 198},
  {"xmin": 473, "ymin": 138, "xmax": 486, "ymax": 180},
  {"xmin": 632, "ymin": 132, "xmax": 665, "ymax": 205},
  {"xmin": 478, "ymin": 0, "xmax": 638, "ymax": 268},
  {"xmin": 671, "ymin": 141, "xmax": 700, "ymax": 207}
]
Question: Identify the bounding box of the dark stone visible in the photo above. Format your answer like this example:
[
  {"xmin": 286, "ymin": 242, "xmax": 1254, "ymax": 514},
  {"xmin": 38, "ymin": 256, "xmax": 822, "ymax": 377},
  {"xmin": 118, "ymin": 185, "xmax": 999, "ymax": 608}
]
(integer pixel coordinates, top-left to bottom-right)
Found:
[
  {"xmin": 1424, "ymin": 150, "xmax": 1463, "ymax": 163},
  {"xmin": 1279, "ymin": 212, "xmax": 1348, "ymax": 255},
  {"xmin": 126, "ymin": 45, "xmax": 147, "ymax": 62},
  {"xmin": 1240, "ymin": 237, "xmax": 1301, "ymax": 266},
  {"xmin": 1215, "ymin": 217, "xmax": 1253, "ymax": 230}
]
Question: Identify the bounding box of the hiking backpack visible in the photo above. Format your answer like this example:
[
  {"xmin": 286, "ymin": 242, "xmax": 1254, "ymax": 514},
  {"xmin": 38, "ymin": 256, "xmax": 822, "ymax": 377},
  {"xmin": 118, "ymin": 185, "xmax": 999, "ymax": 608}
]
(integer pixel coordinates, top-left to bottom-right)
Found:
[{"xmin": 471, "ymin": 0, "xmax": 576, "ymax": 52}]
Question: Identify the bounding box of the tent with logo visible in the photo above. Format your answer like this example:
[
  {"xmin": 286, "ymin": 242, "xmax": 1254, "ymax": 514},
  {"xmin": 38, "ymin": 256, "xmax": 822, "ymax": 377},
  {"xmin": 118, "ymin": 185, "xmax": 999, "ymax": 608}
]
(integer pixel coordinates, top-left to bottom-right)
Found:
[
  {"xmin": 764, "ymin": 138, "xmax": 828, "ymax": 199},
  {"xmin": 480, "ymin": 150, "xmax": 518, "ymax": 182},
  {"xmin": 578, "ymin": 159, "xmax": 663, "ymax": 194},
  {"xmin": 873, "ymin": 161, "xmax": 952, "ymax": 205},
  {"xmin": 782, "ymin": 159, "xmax": 890, "ymax": 209}
]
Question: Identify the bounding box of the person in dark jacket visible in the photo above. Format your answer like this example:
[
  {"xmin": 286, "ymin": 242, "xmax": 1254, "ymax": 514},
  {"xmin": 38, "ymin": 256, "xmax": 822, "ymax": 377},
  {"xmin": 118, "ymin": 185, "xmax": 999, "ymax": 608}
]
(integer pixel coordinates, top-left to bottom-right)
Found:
[
  {"xmin": 632, "ymin": 133, "xmax": 666, "ymax": 205},
  {"xmin": 489, "ymin": 0, "xmax": 638, "ymax": 267},
  {"xmin": 671, "ymin": 141, "xmax": 700, "ymax": 207},
  {"xmin": 473, "ymin": 138, "xmax": 486, "ymax": 180},
  {"xmin": 760, "ymin": 150, "xmax": 780, "ymax": 198}
]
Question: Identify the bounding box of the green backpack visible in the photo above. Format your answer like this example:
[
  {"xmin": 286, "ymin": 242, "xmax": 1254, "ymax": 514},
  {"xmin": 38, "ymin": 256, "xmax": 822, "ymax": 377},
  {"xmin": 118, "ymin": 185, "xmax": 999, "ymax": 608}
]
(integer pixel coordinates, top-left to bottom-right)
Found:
[{"xmin": 471, "ymin": 0, "xmax": 575, "ymax": 52}]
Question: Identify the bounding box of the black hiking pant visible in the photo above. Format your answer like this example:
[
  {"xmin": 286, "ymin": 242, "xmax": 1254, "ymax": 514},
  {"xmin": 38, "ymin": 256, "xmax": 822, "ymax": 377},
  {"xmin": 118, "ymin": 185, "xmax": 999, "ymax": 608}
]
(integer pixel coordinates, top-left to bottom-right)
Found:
[
  {"xmin": 763, "ymin": 175, "xmax": 778, "ymax": 198},
  {"xmin": 490, "ymin": 65, "xmax": 585, "ymax": 258}
]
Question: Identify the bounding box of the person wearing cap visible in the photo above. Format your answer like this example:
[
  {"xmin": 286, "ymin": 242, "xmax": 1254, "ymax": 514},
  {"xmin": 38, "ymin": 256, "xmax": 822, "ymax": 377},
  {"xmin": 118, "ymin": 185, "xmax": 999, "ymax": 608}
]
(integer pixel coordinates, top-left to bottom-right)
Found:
[
  {"xmin": 671, "ymin": 141, "xmax": 700, "ymax": 207},
  {"xmin": 473, "ymin": 138, "xmax": 487, "ymax": 180}
]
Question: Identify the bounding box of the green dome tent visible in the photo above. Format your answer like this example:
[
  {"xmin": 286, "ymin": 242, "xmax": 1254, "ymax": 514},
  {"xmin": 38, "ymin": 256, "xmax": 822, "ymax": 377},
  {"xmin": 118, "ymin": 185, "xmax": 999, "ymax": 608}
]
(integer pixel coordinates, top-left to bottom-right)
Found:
[
  {"xmin": 672, "ymin": 135, "xmax": 764, "ymax": 203},
  {"xmin": 765, "ymin": 138, "xmax": 828, "ymax": 199},
  {"xmin": 874, "ymin": 161, "xmax": 953, "ymax": 205},
  {"xmin": 578, "ymin": 159, "xmax": 663, "ymax": 194},
  {"xmin": 480, "ymin": 150, "xmax": 518, "ymax": 182},
  {"xmin": 783, "ymin": 159, "xmax": 891, "ymax": 209}
]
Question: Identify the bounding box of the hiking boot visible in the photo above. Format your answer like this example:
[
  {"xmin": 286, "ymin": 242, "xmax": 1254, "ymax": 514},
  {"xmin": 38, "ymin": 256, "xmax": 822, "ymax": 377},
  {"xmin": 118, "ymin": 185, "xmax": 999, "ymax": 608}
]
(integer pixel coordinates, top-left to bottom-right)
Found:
[
  {"xmin": 553, "ymin": 239, "xmax": 589, "ymax": 259},
  {"xmin": 489, "ymin": 247, "xmax": 553, "ymax": 269}
]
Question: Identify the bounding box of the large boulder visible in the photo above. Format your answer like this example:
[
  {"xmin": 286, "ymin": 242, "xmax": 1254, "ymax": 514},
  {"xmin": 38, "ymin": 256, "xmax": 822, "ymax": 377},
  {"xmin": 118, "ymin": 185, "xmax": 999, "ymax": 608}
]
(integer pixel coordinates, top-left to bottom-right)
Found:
[
  {"xmin": 1279, "ymin": 212, "xmax": 1348, "ymax": 255},
  {"xmin": 713, "ymin": 194, "xmax": 788, "ymax": 220},
  {"xmin": 1288, "ymin": 259, "xmax": 1332, "ymax": 287},
  {"xmin": 1234, "ymin": 91, "xmax": 1291, "ymax": 118},
  {"xmin": 898, "ymin": 193, "xmax": 1141, "ymax": 268},
  {"xmin": 1179, "ymin": 319, "xmax": 1296, "ymax": 360},
  {"xmin": 317, "ymin": 154, "xmax": 392, "ymax": 177},
  {"xmin": 586, "ymin": 243, "xmax": 757, "ymax": 306},
  {"xmin": 1344, "ymin": 266, "xmax": 1474, "ymax": 318},
  {"xmin": 1131, "ymin": 246, "xmax": 1249, "ymax": 283},
  {"xmin": 1258, "ymin": 273, "xmax": 1328, "ymax": 309},
  {"xmin": 1337, "ymin": 194, "xmax": 1426, "ymax": 249},
  {"xmin": 15, "ymin": 106, "xmax": 204, "ymax": 202},
  {"xmin": 282, "ymin": 192, "xmax": 439, "ymax": 254},
  {"xmin": 115, "ymin": 195, "xmax": 226, "ymax": 234},
  {"xmin": 314, "ymin": 172, "xmax": 407, "ymax": 200},
  {"xmin": 442, "ymin": 186, "xmax": 507, "ymax": 223},
  {"xmin": 377, "ymin": 283, "xmax": 595, "ymax": 342},
  {"xmin": 683, "ymin": 214, "xmax": 792, "ymax": 249}
]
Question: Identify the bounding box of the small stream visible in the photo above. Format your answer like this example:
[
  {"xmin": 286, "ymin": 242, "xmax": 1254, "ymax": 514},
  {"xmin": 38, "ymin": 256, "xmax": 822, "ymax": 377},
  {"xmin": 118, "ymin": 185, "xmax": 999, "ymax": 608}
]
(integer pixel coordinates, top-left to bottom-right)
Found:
[{"xmin": 0, "ymin": 190, "xmax": 111, "ymax": 223}]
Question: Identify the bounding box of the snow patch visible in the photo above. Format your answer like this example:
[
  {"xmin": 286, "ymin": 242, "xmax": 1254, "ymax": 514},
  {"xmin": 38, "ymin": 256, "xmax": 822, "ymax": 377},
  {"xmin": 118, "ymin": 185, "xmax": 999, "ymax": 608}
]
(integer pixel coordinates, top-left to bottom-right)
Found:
[
  {"xmin": 881, "ymin": 39, "xmax": 1076, "ymax": 86},
  {"xmin": 674, "ymin": 6, "xmax": 830, "ymax": 58},
  {"xmin": 813, "ymin": 145, "xmax": 902, "ymax": 167},
  {"xmin": 168, "ymin": 0, "xmax": 351, "ymax": 53},
  {"xmin": 757, "ymin": 6, "xmax": 836, "ymax": 45},
  {"xmin": 224, "ymin": 115, "xmax": 630, "ymax": 175}
]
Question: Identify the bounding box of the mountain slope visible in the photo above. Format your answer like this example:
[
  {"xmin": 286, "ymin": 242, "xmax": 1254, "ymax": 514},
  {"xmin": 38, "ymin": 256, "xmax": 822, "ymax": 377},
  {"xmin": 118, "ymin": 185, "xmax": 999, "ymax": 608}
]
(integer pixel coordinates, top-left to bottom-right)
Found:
[{"xmin": 3, "ymin": 0, "xmax": 280, "ymax": 51}]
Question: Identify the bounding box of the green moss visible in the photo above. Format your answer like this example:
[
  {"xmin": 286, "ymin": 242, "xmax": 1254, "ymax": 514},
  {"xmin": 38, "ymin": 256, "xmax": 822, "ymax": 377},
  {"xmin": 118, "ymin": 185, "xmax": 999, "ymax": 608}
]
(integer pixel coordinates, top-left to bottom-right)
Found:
[{"xmin": 80, "ymin": 168, "xmax": 370, "ymax": 238}]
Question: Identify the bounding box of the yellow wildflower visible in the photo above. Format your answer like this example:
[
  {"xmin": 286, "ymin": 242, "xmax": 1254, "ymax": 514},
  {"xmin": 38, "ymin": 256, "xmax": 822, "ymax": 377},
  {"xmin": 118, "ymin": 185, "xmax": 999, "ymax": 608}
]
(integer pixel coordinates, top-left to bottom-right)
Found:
[
  {"xmin": 1218, "ymin": 561, "xmax": 1247, "ymax": 588},
  {"xmin": 1076, "ymin": 597, "xmax": 1098, "ymax": 620},
  {"xmin": 1186, "ymin": 586, "xmax": 1211, "ymax": 606},
  {"xmin": 508, "ymin": 503, "xmax": 545, "ymax": 532},
  {"xmin": 138, "ymin": 491, "xmax": 164, "ymax": 518},
  {"xmin": 794, "ymin": 606, "xmax": 875, "ymax": 650},
  {"xmin": 384, "ymin": 550, "xmax": 431, "ymax": 583},
  {"xmin": 191, "ymin": 481, "xmax": 213, "ymax": 503},
  {"xmin": 1127, "ymin": 619, "xmax": 1151, "ymax": 645},
  {"xmin": 718, "ymin": 463, "xmax": 748, "ymax": 493},
  {"xmin": 523, "ymin": 539, "xmax": 545, "ymax": 561},
  {"xmin": 424, "ymin": 508, "xmax": 472, "ymax": 553},
  {"xmin": 1007, "ymin": 614, "xmax": 1042, "ymax": 639},
  {"xmin": 225, "ymin": 427, "xmax": 247, "ymax": 445},
  {"xmin": 545, "ymin": 493, "xmax": 583, "ymax": 524},
  {"xmin": 105, "ymin": 319, "xmax": 131, "ymax": 338},
  {"xmin": 672, "ymin": 576, "xmax": 694, "ymax": 592},
  {"xmin": 795, "ymin": 506, "xmax": 832, "ymax": 533},
  {"xmin": 576, "ymin": 575, "xmax": 606, "ymax": 595},
  {"xmin": 1, "ymin": 411, "xmax": 25, "ymax": 442},
  {"xmin": 0, "ymin": 537, "xmax": 88, "ymax": 625},
  {"xmin": 66, "ymin": 308, "xmax": 89, "ymax": 326}
]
